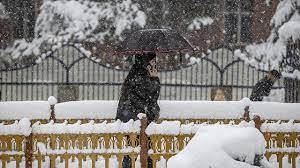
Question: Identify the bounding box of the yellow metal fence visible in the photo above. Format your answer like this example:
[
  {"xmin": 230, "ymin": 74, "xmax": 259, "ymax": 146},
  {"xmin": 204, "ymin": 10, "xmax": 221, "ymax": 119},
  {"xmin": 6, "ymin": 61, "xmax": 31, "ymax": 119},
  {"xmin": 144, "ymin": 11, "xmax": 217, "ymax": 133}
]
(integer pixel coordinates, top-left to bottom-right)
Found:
[{"xmin": 0, "ymin": 119, "xmax": 299, "ymax": 168}]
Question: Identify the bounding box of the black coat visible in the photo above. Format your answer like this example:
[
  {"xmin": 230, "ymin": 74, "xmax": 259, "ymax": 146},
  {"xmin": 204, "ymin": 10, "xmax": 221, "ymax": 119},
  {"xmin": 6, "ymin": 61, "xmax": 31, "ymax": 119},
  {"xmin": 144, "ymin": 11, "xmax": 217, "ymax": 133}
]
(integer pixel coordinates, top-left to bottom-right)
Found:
[
  {"xmin": 250, "ymin": 77, "xmax": 274, "ymax": 101},
  {"xmin": 116, "ymin": 65, "xmax": 160, "ymax": 123}
]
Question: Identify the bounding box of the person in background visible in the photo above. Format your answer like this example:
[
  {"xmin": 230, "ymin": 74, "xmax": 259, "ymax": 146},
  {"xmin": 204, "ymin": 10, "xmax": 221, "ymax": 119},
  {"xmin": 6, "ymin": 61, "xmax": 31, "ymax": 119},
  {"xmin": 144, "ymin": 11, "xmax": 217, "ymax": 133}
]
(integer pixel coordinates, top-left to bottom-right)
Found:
[
  {"xmin": 213, "ymin": 88, "xmax": 226, "ymax": 101},
  {"xmin": 250, "ymin": 70, "xmax": 281, "ymax": 101}
]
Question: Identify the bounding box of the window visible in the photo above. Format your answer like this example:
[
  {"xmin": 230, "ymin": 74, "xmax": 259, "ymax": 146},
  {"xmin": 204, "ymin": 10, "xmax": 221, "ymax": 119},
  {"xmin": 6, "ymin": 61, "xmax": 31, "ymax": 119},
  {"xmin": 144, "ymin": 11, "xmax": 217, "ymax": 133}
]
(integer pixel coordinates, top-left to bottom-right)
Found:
[{"xmin": 224, "ymin": 0, "xmax": 253, "ymax": 43}]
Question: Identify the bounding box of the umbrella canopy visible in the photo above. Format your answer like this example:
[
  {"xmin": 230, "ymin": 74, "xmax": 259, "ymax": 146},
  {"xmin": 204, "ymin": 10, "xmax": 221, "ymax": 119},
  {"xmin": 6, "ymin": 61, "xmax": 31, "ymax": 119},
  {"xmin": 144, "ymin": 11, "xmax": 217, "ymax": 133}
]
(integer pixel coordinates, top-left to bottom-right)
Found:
[{"xmin": 115, "ymin": 28, "xmax": 194, "ymax": 55}]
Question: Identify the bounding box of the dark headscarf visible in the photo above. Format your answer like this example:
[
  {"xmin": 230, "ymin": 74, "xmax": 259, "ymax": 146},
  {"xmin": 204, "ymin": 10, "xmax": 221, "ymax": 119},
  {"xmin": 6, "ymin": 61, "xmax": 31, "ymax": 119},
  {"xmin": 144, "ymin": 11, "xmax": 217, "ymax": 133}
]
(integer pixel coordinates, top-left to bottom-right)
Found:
[{"xmin": 133, "ymin": 52, "xmax": 156, "ymax": 69}]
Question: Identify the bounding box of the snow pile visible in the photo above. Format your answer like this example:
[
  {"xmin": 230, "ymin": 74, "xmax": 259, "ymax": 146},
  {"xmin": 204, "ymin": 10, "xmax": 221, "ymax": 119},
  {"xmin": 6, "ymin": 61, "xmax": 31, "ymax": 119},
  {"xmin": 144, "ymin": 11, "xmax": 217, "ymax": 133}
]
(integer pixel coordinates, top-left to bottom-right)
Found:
[
  {"xmin": 0, "ymin": 0, "xmax": 146, "ymax": 61},
  {"xmin": 261, "ymin": 120, "xmax": 300, "ymax": 132},
  {"xmin": 187, "ymin": 17, "xmax": 214, "ymax": 30},
  {"xmin": 236, "ymin": 0, "xmax": 300, "ymax": 78},
  {"xmin": 0, "ymin": 101, "xmax": 50, "ymax": 120},
  {"xmin": 0, "ymin": 118, "xmax": 31, "ymax": 136},
  {"xmin": 167, "ymin": 126, "xmax": 267, "ymax": 168},
  {"xmin": 55, "ymin": 100, "xmax": 118, "ymax": 119},
  {"xmin": 32, "ymin": 119, "xmax": 140, "ymax": 134}
]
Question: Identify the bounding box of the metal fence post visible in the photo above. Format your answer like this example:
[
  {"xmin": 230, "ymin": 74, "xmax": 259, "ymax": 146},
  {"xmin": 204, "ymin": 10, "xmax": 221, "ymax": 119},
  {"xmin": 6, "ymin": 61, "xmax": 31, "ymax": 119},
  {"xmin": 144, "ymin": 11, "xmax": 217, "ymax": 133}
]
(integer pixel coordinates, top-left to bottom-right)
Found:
[
  {"xmin": 48, "ymin": 96, "xmax": 57, "ymax": 122},
  {"xmin": 50, "ymin": 104, "xmax": 56, "ymax": 122},
  {"xmin": 25, "ymin": 132, "xmax": 33, "ymax": 168},
  {"xmin": 243, "ymin": 106, "xmax": 250, "ymax": 122},
  {"xmin": 253, "ymin": 115, "xmax": 262, "ymax": 131},
  {"xmin": 139, "ymin": 115, "xmax": 148, "ymax": 168}
]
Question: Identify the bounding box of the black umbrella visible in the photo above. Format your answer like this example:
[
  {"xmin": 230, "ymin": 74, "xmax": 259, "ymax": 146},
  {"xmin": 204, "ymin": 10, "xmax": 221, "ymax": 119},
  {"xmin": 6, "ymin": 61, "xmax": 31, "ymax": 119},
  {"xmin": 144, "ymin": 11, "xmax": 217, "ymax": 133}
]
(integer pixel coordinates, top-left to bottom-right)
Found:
[{"xmin": 115, "ymin": 29, "xmax": 194, "ymax": 55}]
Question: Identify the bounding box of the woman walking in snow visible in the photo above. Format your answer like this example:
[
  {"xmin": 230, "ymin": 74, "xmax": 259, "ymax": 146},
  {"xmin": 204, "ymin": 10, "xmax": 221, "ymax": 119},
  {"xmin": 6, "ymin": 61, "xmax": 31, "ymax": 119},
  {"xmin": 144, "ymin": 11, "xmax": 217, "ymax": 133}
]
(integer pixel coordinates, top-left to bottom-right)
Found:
[
  {"xmin": 116, "ymin": 52, "xmax": 160, "ymax": 168},
  {"xmin": 116, "ymin": 52, "xmax": 160, "ymax": 123}
]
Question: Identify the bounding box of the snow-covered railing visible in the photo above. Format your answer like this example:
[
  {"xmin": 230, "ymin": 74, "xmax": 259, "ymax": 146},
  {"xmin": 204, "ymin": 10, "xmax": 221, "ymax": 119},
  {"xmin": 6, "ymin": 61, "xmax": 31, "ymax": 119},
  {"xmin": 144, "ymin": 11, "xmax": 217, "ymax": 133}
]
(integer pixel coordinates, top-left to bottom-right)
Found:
[
  {"xmin": 31, "ymin": 120, "xmax": 142, "ymax": 168},
  {"xmin": 0, "ymin": 117, "xmax": 144, "ymax": 168},
  {"xmin": 1, "ymin": 97, "xmax": 300, "ymax": 124},
  {"xmin": 1, "ymin": 116, "xmax": 299, "ymax": 168}
]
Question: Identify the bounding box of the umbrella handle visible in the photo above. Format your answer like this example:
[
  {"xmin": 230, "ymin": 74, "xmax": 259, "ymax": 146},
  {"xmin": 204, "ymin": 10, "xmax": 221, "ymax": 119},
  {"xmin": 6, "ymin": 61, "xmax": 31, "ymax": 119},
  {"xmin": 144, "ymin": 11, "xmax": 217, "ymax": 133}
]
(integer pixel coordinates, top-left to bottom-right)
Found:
[{"xmin": 179, "ymin": 52, "xmax": 183, "ymax": 67}]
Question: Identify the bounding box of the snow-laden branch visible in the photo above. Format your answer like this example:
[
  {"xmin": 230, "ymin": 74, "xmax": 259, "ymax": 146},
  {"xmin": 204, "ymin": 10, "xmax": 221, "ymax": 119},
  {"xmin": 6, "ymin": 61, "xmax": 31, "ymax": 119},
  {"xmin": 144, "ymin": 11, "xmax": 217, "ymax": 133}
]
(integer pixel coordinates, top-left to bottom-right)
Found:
[{"xmin": 187, "ymin": 17, "xmax": 214, "ymax": 31}]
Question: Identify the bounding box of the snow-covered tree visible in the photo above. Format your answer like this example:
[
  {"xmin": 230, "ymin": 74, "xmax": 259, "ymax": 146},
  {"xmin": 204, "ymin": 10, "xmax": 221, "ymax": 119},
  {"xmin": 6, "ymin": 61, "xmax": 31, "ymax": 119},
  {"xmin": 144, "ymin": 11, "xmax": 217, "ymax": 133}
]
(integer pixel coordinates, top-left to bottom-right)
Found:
[
  {"xmin": 236, "ymin": 0, "xmax": 300, "ymax": 78},
  {"xmin": 0, "ymin": 2, "xmax": 8, "ymax": 19},
  {"xmin": 0, "ymin": 0, "xmax": 146, "ymax": 63}
]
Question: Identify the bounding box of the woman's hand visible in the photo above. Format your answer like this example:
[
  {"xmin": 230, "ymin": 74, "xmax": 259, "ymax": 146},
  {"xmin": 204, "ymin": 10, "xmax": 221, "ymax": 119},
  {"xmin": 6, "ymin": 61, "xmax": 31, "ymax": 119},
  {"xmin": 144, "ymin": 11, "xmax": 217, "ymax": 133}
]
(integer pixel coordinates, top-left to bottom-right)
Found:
[{"xmin": 147, "ymin": 65, "xmax": 158, "ymax": 77}]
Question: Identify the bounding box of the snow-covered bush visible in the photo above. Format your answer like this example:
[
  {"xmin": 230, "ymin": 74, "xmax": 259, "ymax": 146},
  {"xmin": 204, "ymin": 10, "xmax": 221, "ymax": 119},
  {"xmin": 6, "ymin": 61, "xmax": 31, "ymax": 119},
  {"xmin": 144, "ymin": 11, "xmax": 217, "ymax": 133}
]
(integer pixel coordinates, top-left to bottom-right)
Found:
[
  {"xmin": 0, "ymin": 0, "xmax": 146, "ymax": 62},
  {"xmin": 236, "ymin": 0, "xmax": 300, "ymax": 78},
  {"xmin": 0, "ymin": 2, "xmax": 8, "ymax": 19},
  {"xmin": 167, "ymin": 125, "xmax": 271, "ymax": 168}
]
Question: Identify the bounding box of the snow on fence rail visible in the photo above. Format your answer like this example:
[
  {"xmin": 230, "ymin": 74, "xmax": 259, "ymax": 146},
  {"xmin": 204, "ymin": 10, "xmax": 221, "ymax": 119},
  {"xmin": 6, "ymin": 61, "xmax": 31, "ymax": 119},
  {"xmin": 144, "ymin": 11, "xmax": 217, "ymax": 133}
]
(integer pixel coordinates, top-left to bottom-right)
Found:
[
  {"xmin": 1, "ymin": 97, "xmax": 300, "ymax": 123},
  {"xmin": 0, "ymin": 116, "xmax": 299, "ymax": 168}
]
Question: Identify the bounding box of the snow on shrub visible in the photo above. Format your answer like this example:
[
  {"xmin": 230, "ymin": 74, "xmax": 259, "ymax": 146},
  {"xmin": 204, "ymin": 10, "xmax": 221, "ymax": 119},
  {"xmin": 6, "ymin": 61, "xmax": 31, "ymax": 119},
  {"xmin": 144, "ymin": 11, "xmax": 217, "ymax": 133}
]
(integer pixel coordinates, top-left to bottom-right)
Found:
[
  {"xmin": 0, "ymin": 101, "xmax": 50, "ymax": 120},
  {"xmin": 167, "ymin": 125, "xmax": 268, "ymax": 168},
  {"xmin": 0, "ymin": 118, "xmax": 31, "ymax": 136},
  {"xmin": 32, "ymin": 119, "xmax": 140, "ymax": 134}
]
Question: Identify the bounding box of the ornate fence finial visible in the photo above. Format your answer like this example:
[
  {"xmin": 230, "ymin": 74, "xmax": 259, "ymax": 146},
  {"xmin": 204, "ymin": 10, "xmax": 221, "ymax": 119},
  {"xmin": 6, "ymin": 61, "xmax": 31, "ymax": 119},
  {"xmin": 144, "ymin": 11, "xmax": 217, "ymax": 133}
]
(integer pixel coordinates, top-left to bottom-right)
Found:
[{"xmin": 48, "ymin": 96, "xmax": 57, "ymax": 122}]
